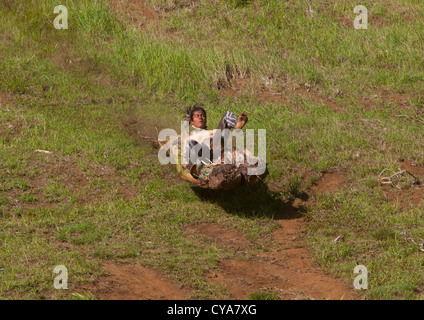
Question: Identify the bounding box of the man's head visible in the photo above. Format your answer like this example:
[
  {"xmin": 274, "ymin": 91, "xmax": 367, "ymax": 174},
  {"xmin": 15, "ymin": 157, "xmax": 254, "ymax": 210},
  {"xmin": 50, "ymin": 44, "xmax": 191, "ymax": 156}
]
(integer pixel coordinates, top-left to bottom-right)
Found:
[{"xmin": 190, "ymin": 105, "xmax": 207, "ymax": 129}]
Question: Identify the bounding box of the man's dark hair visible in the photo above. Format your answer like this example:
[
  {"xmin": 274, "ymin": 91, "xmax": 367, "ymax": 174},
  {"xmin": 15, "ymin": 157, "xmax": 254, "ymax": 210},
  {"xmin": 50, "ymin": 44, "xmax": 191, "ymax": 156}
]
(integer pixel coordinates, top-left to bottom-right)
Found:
[{"xmin": 189, "ymin": 104, "xmax": 207, "ymax": 122}]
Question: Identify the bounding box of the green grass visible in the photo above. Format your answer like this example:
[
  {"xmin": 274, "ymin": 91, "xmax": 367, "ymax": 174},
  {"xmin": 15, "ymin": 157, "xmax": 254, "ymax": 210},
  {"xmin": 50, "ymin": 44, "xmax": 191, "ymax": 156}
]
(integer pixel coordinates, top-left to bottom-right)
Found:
[{"xmin": 0, "ymin": 0, "xmax": 424, "ymax": 300}]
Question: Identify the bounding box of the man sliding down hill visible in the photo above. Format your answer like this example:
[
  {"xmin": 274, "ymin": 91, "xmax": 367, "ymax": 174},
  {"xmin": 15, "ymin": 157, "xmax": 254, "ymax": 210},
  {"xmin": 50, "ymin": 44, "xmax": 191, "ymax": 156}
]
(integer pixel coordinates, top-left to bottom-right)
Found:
[
  {"xmin": 178, "ymin": 105, "xmax": 250, "ymax": 184},
  {"xmin": 157, "ymin": 104, "xmax": 267, "ymax": 188}
]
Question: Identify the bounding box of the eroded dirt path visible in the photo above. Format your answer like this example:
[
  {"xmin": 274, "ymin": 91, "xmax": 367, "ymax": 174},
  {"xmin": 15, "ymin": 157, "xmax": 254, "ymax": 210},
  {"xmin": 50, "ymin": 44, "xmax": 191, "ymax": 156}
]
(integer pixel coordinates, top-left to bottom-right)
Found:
[
  {"xmin": 85, "ymin": 264, "xmax": 192, "ymax": 300},
  {"xmin": 187, "ymin": 182, "xmax": 361, "ymax": 300}
]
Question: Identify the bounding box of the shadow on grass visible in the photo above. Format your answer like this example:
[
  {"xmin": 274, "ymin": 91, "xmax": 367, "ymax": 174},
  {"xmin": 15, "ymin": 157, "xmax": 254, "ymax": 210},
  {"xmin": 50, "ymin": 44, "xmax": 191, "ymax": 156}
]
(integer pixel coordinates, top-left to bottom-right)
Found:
[{"xmin": 191, "ymin": 181, "xmax": 306, "ymax": 220}]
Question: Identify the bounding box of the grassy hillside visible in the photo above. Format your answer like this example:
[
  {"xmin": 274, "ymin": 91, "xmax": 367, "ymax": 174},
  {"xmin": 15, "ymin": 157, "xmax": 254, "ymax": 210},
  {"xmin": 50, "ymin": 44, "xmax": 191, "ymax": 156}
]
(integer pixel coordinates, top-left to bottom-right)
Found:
[{"xmin": 1, "ymin": 0, "xmax": 424, "ymax": 299}]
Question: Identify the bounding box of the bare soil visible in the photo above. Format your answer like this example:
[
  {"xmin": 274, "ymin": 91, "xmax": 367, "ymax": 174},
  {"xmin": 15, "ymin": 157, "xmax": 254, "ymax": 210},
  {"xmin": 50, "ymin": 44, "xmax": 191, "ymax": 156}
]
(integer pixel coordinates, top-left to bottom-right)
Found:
[
  {"xmin": 186, "ymin": 222, "xmax": 251, "ymax": 251},
  {"xmin": 291, "ymin": 88, "xmax": 346, "ymax": 112},
  {"xmin": 109, "ymin": 0, "xmax": 158, "ymax": 30},
  {"xmin": 199, "ymin": 192, "xmax": 360, "ymax": 300},
  {"xmin": 311, "ymin": 171, "xmax": 348, "ymax": 194},
  {"xmin": 0, "ymin": 92, "xmax": 11, "ymax": 104},
  {"xmin": 83, "ymin": 263, "xmax": 192, "ymax": 300}
]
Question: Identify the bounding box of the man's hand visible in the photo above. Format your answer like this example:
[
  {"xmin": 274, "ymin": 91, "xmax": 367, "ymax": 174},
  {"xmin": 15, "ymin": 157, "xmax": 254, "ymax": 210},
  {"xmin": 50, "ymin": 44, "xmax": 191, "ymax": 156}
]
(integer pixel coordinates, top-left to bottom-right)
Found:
[{"xmin": 235, "ymin": 112, "xmax": 248, "ymax": 129}]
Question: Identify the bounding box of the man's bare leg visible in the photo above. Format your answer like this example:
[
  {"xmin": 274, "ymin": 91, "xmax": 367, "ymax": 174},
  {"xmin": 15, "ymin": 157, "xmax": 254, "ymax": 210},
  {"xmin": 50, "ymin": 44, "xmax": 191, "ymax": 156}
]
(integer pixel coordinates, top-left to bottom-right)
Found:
[{"xmin": 235, "ymin": 112, "xmax": 248, "ymax": 129}]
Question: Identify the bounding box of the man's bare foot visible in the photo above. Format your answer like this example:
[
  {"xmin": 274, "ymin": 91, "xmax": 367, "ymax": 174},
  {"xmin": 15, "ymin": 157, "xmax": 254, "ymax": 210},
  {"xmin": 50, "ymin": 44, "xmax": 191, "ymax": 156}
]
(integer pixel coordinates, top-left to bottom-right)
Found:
[{"xmin": 235, "ymin": 112, "xmax": 248, "ymax": 129}]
